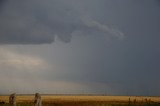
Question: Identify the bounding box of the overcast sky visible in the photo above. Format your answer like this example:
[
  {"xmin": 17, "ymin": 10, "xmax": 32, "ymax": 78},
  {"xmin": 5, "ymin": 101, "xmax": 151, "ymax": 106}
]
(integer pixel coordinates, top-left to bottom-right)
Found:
[{"xmin": 0, "ymin": 0, "xmax": 160, "ymax": 96}]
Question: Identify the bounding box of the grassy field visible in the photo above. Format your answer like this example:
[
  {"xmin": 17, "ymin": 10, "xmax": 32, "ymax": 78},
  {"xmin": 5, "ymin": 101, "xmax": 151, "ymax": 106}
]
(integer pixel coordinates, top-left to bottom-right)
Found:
[{"xmin": 0, "ymin": 95, "xmax": 160, "ymax": 106}]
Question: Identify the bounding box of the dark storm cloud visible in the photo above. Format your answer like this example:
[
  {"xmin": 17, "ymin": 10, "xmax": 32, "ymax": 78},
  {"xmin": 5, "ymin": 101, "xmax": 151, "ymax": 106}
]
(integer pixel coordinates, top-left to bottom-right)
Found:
[
  {"xmin": 0, "ymin": 0, "xmax": 5, "ymax": 4},
  {"xmin": 0, "ymin": 0, "xmax": 5, "ymax": 9},
  {"xmin": 0, "ymin": 0, "xmax": 160, "ymax": 96},
  {"xmin": 41, "ymin": 0, "xmax": 160, "ymax": 95},
  {"xmin": 0, "ymin": 0, "xmax": 123, "ymax": 44}
]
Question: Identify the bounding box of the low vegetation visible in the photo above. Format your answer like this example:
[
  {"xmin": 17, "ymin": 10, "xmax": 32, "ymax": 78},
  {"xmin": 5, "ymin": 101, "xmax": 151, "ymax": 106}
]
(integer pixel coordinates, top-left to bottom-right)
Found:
[{"xmin": 0, "ymin": 95, "xmax": 160, "ymax": 106}]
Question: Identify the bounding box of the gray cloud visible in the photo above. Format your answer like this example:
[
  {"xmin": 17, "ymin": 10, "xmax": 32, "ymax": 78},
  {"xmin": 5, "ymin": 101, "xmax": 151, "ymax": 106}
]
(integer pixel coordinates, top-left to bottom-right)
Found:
[
  {"xmin": 0, "ymin": 0, "xmax": 124, "ymax": 44},
  {"xmin": 0, "ymin": 0, "xmax": 160, "ymax": 96}
]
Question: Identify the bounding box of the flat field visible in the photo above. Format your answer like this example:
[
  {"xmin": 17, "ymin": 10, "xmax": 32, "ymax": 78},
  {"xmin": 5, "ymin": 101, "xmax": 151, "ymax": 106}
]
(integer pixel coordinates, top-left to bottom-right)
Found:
[{"xmin": 0, "ymin": 95, "xmax": 160, "ymax": 106}]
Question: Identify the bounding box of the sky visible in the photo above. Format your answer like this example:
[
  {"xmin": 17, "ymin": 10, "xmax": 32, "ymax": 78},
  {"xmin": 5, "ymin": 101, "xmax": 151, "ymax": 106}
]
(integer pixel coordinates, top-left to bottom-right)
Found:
[{"xmin": 0, "ymin": 0, "xmax": 160, "ymax": 96}]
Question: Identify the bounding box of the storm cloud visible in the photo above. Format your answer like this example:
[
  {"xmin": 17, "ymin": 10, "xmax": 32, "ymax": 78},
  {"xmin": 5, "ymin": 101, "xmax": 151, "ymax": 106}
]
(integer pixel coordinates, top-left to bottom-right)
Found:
[
  {"xmin": 0, "ymin": 0, "xmax": 124, "ymax": 44},
  {"xmin": 0, "ymin": 0, "xmax": 160, "ymax": 96}
]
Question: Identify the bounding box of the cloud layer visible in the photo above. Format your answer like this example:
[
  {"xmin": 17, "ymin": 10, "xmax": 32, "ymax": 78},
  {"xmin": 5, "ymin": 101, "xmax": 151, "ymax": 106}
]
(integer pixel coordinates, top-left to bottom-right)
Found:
[
  {"xmin": 0, "ymin": 0, "xmax": 160, "ymax": 96},
  {"xmin": 0, "ymin": 0, "xmax": 124, "ymax": 44}
]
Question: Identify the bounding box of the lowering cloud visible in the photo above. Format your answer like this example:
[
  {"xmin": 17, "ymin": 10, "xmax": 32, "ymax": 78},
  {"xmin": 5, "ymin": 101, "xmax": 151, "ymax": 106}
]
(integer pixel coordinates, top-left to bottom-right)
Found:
[
  {"xmin": 0, "ymin": 0, "xmax": 124, "ymax": 44},
  {"xmin": 0, "ymin": 0, "xmax": 160, "ymax": 95}
]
